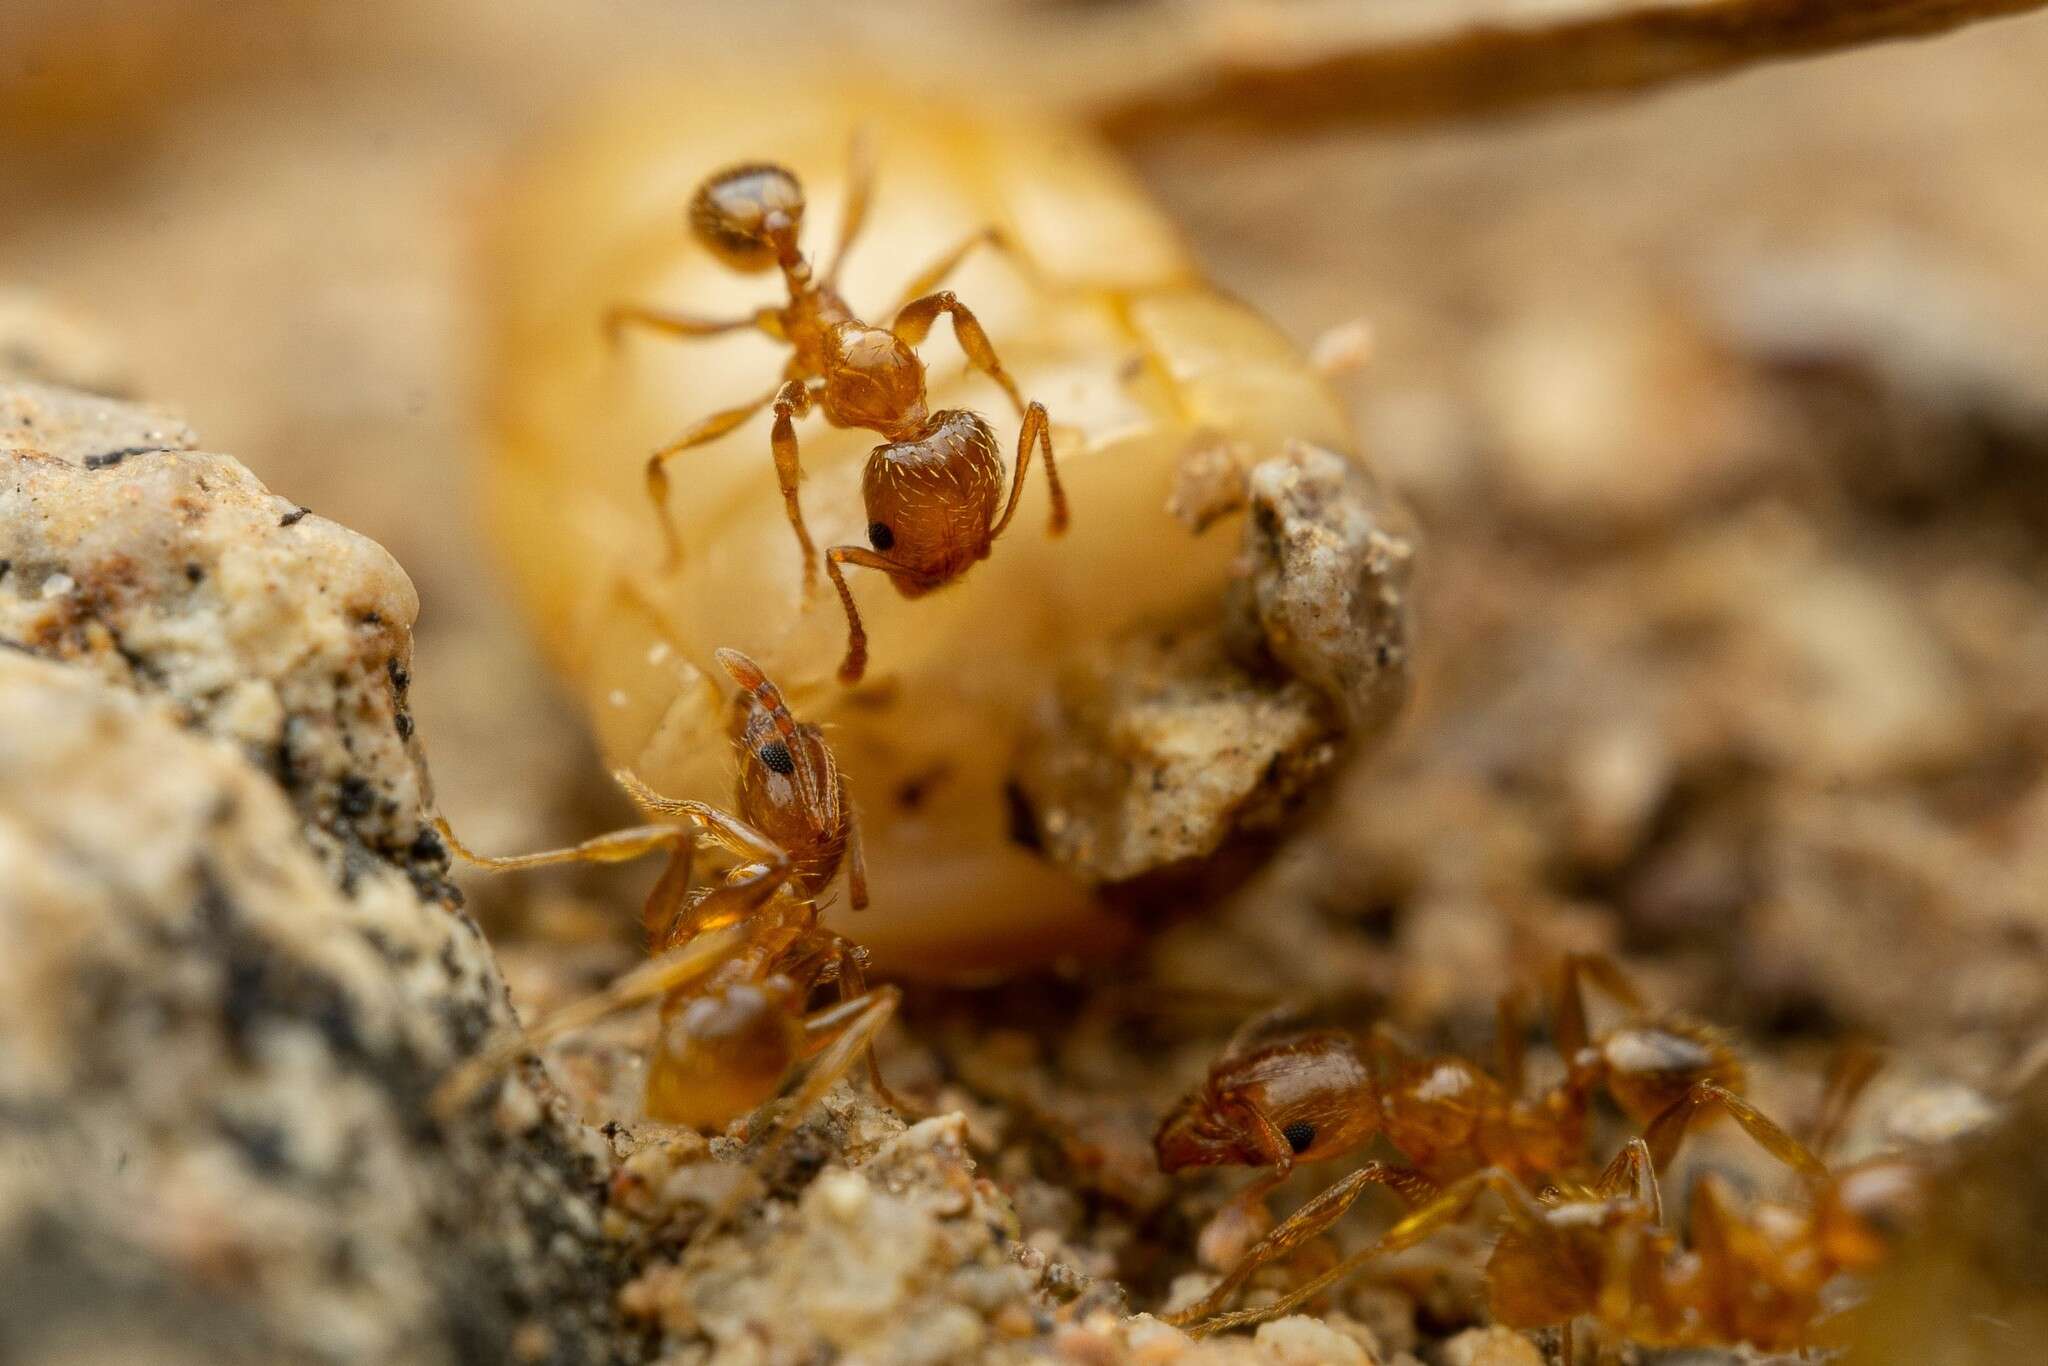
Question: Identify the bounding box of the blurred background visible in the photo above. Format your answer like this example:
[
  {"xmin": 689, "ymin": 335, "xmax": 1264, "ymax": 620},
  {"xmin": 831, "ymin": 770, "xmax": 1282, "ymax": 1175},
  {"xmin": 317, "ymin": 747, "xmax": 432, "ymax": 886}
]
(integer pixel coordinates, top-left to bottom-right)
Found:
[{"xmin": 8, "ymin": 0, "xmax": 2047, "ymax": 1350}]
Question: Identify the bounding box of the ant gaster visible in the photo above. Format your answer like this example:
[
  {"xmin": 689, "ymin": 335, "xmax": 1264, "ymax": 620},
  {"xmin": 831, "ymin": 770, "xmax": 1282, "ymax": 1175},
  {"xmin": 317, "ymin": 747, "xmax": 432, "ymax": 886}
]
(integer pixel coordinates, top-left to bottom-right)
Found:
[
  {"xmin": 610, "ymin": 140, "xmax": 1069, "ymax": 684},
  {"xmin": 1186, "ymin": 1060, "xmax": 1921, "ymax": 1357},
  {"xmin": 435, "ymin": 648, "xmax": 907, "ymax": 1131},
  {"xmin": 1155, "ymin": 954, "xmax": 1823, "ymax": 1327}
]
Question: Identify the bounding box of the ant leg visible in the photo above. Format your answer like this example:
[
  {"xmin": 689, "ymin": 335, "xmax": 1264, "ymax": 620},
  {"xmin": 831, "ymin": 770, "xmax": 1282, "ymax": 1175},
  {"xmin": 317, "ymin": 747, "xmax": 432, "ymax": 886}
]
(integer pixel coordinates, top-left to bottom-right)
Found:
[
  {"xmin": 435, "ymin": 814, "xmax": 699, "ymax": 948},
  {"xmin": 1592, "ymin": 1138, "xmax": 1663, "ymax": 1223},
  {"xmin": 989, "ymin": 401, "xmax": 1069, "ymax": 540},
  {"xmin": 1497, "ymin": 990, "xmax": 1528, "ymax": 1097},
  {"xmin": 766, "ymin": 381, "xmax": 824, "ymax": 595},
  {"xmin": 1553, "ymin": 952, "xmax": 1647, "ymax": 1080},
  {"xmin": 605, "ymin": 303, "xmax": 777, "ymax": 345},
  {"xmin": 822, "ymin": 127, "xmax": 875, "ymax": 288},
  {"xmin": 843, "ymin": 799, "xmax": 870, "ymax": 911},
  {"xmin": 1193, "ymin": 1098, "xmax": 1297, "ymax": 1271},
  {"xmin": 1643, "ymin": 1081, "xmax": 1826, "ymax": 1184},
  {"xmin": 1362, "ymin": 1021, "xmax": 1417, "ymax": 1076},
  {"xmin": 1685, "ymin": 1174, "xmax": 1738, "ymax": 1285},
  {"xmin": 887, "ymin": 226, "xmax": 1036, "ymax": 313},
  {"xmin": 642, "ymin": 842, "xmax": 699, "ymax": 950},
  {"xmin": 831, "ymin": 943, "xmax": 917, "ymax": 1115},
  {"xmin": 613, "ymin": 770, "xmax": 788, "ymax": 867},
  {"xmin": 1565, "ymin": 953, "xmax": 1651, "ymax": 1013},
  {"xmin": 1811, "ymin": 1042, "xmax": 1884, "ymax": 1159},
  {"xmin": 1188, "ymin": 1167, "xmax": 1553, "ymax": 1338},
  {"xmin": 613, "ymin": 771, "xmax": 796, "ymax": 933},
  {"xmin": 1165, "ymin": 1162, "xmax": 1436, "ymax": 1327},
  {"xmin": 763, "ymin": 984, "xmax": 903, "ymax": 1138},
  {"xmin": 645, "ymin": 382, "xmax": 782, "ymax": 569},
  {"xmin": 434, "ymin": 815, "xmax": 692, "ymax": 874},
  {"xmin": 892, "ymin": 290, "xmax": 1027, "ymax": 417},
  {"xmin": 821, "ymin": 545, "xmax": 939, "ymax": 684},
  {"xmin": 432, "ymin": 919, "xmax": 756, "ymax": 1117}
]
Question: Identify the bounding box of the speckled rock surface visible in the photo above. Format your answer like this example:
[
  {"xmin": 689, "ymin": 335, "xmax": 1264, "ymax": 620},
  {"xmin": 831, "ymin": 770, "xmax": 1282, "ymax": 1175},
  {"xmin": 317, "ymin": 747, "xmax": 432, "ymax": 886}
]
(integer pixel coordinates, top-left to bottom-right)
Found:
[
  {"xmin": 1237, "ymin": 443, "xmax": 1413, "ymax": 734},
  {"xmin": 0, "ymin": 651, "xmax": 621, "ymax": 1365},
  {"xmin": 1, "ymin": 379, "xmax": 445, "ymax": 901},
  {"xmin": 0, "ymin": 383, "xmax": 624, "ymax": 1364}
]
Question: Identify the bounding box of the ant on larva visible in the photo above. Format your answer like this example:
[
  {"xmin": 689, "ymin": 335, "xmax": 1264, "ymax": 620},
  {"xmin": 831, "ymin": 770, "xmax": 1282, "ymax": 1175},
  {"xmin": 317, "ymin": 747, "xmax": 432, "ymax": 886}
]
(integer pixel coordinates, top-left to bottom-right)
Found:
[
  {"xmin": 1155, "ymin": 953, "xmax": 1823, "ymax": 1329},
  {"xmin": 434, "ymin": 648, "xmax": 906, "ymax": 1132},
  {"xmin": 610, "ymin": 137, "xmax": 1068, "ymax": 684}
]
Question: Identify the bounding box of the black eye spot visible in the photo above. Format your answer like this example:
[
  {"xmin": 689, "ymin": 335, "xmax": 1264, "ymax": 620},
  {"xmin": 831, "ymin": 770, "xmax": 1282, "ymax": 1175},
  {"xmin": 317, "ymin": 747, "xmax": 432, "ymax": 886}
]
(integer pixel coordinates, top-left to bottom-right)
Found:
[
  {"xmin": 1282, "ymin": 1122, "xmax": 1315, "ymax": 1154},
  {"xmin": 757, "ymin": 740, "xmax": 795, "ymax": 776},
  {"xmin": 868, "ymin": 521, "xmax": 894, "ymax": 551}
]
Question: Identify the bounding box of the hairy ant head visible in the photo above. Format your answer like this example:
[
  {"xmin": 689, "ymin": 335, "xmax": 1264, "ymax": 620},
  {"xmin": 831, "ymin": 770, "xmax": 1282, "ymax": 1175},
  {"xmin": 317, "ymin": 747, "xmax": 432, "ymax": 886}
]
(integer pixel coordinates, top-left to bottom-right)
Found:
[
  {"xmin": 716, "ymin": 649, "xmax": 847, "ymax": 882},
  {"xmin": 1156, "ymin": 1030, "xmax": 1376, "ymax": 1173},
  {"xmin": 690, "ymin": 163, "xmax": 805, "ymax": 273},
  {"xmin": 858, "ymin": 411, "xmax": 1004, "ymax": 588},
  {"xmin": 1596, "ymin": 1022, "xmax": 1744, "ymax": 1124}
]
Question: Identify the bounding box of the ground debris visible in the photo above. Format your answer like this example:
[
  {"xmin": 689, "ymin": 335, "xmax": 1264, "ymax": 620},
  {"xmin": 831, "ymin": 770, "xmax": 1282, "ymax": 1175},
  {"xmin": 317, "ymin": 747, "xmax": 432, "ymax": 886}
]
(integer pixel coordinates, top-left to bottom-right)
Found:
[{"xmin": 1014, "ymin": 441, "xmax": 1413, "ymax": 890}]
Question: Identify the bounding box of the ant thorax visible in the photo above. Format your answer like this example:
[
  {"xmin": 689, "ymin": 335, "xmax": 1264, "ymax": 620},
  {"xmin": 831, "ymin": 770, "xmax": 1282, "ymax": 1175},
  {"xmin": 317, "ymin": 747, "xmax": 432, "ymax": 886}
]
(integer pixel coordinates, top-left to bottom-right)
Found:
[{"xmin": 818, "ymin": 323, "xmax": 927, "ymax": 435}]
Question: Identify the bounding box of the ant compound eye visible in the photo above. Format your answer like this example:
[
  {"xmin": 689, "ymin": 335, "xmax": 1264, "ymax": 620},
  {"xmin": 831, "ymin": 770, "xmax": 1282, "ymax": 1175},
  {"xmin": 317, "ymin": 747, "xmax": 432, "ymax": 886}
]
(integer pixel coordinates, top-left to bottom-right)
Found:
[
  {"xmin": 1282, "ymin": 1121, "xmax": 1315, "ymax": 1154},
  {"xmin": 757, "ymin": 740, "xmax": 796, "ymax": 776},
  {"xmin": 867, "ymin": 522, "xmax": 895, "ymax": 551}
]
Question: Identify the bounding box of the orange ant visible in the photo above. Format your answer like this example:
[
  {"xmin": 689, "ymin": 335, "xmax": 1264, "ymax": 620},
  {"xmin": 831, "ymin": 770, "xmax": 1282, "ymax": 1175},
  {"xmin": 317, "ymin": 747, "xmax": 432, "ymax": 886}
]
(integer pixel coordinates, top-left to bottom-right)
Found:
[
  {"xmin": 1186, "ymin": 1074, "xmax": 1925, "ymax": 1358},
  {"xmin": 609, "ymin": 139, "xmax": 1069, "ymax": 684},
  {"xmin": 435, "ymin": 648, "xmax": 907, "ymax": 1131},
  {"xmin": 1154, "ymin": 954, "xmax": 1822, "ymax": 1327}
]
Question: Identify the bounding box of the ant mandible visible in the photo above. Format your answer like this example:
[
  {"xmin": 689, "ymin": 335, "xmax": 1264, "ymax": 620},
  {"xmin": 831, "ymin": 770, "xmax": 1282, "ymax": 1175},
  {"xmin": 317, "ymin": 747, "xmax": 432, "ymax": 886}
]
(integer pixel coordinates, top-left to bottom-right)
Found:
[
  {"xmin": 435, "ymin": 648, "xmax": 909, "ymax": 1131},
  {"xmin": 1189, "ymin": 1064, "xmax": 1920, "ymax": 1356},
  {"xmin": 1154, "ymin": 953, "xmax": 1822, "ymax": 1327},
  {"xmin": 609, "ymin": 137, "xmax": 1069, "ymax": 684}
]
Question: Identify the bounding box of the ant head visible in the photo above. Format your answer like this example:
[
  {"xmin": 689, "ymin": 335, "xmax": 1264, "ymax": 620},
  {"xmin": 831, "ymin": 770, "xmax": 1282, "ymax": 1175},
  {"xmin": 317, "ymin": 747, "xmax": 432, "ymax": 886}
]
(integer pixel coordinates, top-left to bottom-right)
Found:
[
  {"xmin": 1158, "ymin": 1032, "xmax": 1374, "ymax": 1173},
  {"xmin": 860, "ymin": 411, "xmax": 1001, "ymax": 586},
  {"xmin": 690, "ymin": 163, "xmax": 805, "ymax": 273},
  {"xmin": 1596, "ymin": 1023, "xmax": 1744, "ymax": 1125},
  {"xmin": 717, "ymin": 649, "xmax": 844, "ymax": 866}
]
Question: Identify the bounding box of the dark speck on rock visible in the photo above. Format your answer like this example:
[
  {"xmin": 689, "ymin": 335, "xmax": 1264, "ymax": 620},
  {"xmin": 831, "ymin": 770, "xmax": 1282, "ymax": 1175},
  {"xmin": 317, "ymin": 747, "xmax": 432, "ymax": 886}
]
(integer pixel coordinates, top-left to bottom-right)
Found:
[
  {"xmin": 217, "ymin": 1115, "xmax": 293, "ymax": 1178},
  {"xmin": 408, "ymin": 826, "xmax": 448, "ymax": 866},
  {"xmin": 82, "ymin": 444, "xmax": 172, "ymax": 470},
  {"xmin": 338, "ymin": 774, "xmax": 377, "ymax": 820}
]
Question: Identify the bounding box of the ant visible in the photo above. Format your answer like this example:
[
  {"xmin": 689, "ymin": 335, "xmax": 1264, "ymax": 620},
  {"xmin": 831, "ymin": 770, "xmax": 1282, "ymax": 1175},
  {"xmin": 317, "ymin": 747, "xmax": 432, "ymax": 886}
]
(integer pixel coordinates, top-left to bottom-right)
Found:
[
  {"xmin": 1154, "ymin": 954, "xmax": 1823, "ymax": 1327},
  {"xmin": 434, "ymin": 647, "xmax": 907, "ymax": 1131},
  {"xmin": 1186, "ymin": 1064, "xmax": 1924, "ymax": 1358},
  {"xmin": 609, "ymin": 137, "xmax": 1069, "ymax": 684}
]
